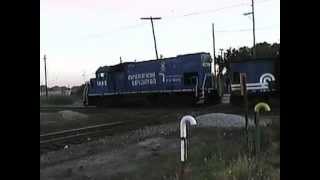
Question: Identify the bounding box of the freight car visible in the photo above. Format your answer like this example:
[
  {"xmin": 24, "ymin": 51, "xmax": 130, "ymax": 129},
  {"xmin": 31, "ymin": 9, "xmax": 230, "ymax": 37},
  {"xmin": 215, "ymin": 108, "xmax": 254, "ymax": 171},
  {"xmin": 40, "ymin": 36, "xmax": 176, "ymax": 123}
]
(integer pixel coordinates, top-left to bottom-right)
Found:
[
  {"xmin": 83, "ymin": 52, "xmax": 218, "ymax": 106},
  {"xmin": 228, "ymin": 57, "xmax": 278, "ymax": 103}
]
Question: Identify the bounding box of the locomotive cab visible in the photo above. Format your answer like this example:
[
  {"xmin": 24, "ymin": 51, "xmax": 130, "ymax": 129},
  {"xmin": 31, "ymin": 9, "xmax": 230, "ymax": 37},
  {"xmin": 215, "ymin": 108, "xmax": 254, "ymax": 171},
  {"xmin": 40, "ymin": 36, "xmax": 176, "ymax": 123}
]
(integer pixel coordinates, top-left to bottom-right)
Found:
[{"xmin": 95, "ymin": 67, "xmax": 108, "ymax": 88}]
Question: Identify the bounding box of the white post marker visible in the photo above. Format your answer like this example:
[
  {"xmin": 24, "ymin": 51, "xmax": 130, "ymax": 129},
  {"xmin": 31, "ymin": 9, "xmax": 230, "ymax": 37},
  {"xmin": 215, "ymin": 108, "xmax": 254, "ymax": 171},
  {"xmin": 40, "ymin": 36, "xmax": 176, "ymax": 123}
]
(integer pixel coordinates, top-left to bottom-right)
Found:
[{"xmin": 180, "ymin": 115, "xmax": 197, "ymax": 162}]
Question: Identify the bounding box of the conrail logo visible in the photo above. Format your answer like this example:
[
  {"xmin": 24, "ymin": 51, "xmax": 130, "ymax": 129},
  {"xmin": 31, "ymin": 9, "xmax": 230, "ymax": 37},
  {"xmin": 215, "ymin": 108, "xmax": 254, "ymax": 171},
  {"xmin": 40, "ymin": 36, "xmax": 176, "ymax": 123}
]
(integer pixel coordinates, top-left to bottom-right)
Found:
[{"xmin": 259, "ymin": 73, "xmax": 275, "ymax": 87}]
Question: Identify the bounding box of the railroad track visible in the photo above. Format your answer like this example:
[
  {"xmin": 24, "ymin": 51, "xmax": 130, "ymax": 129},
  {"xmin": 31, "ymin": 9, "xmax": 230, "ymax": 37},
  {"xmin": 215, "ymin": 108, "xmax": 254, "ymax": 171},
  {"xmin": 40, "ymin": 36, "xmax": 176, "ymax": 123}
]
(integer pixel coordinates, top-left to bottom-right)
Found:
[
  {"xmin": 40, "ymin": 106, "xmax": 98, "ymax": 112},
  {"xmin": 40, "ymin": 121, "xmax": 126, "ymax": 154}
]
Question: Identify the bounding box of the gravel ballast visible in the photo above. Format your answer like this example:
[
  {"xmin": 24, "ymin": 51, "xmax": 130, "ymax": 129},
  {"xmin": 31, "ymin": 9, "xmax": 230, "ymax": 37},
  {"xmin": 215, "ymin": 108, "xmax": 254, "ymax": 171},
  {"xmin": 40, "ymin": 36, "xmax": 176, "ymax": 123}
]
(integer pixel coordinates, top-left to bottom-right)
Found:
[
  {"xmin": 58, "ymin": 110, "xmax": 88, "ymax": 121},
  {"xmin": 196, "ymin": 113, "xmax": 255, "ymax": 128}
]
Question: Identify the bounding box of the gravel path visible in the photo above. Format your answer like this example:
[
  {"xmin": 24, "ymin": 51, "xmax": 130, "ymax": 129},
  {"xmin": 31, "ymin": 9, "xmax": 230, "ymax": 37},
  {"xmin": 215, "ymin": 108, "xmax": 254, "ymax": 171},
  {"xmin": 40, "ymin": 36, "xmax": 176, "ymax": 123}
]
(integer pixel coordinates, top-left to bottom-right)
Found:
[{"xmin": 58, "ymin": 110, "xmax": 88, "ymax": 121}]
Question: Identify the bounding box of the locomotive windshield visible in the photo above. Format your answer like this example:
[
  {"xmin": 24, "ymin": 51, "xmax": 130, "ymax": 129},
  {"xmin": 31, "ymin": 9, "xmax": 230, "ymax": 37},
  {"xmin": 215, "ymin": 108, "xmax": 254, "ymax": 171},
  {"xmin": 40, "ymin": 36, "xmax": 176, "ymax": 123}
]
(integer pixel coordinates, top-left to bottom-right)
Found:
[
  {"xmin": 96, "ymin": 72, "xmax": 107, "ymax": 79},
  {"xmin": 201, "ymin": 54, "xmax": 212, "ymax": 67},
  {"xmin": 184, "ymin": 72, "xmax": 198, "ymax": 86}
]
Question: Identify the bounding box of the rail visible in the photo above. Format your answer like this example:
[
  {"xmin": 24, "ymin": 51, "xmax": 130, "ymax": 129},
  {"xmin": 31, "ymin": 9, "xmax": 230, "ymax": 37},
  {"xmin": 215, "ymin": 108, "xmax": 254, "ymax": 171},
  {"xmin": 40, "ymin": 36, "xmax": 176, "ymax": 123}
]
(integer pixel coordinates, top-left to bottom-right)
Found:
[
  {"xmin": 40, "ymin": 106, "xmax": 97, "ymax": 112},
  {"xmin": 40, "ymin": 121, "xmax": 124, "ymax": 144},
  {"xmin": 195, "ymin": 78, "xmax": 198, "ymax": 98}
]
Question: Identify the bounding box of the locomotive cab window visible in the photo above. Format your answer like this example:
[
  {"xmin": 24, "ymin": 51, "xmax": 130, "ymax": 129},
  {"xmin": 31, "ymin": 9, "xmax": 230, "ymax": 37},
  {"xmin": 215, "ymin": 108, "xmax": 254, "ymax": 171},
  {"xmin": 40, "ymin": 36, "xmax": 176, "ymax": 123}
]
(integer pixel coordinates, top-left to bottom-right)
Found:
[
  {"xmin": 233, "ymin": 72, "xmax": 240, "ymax": 84},
  {"xmin": 97, "ymin": 72, "xmax": 107, "ymax": 80},
  {"xmin": 184, "ymin": 72, "xmax": 198, "ymax": 86}
]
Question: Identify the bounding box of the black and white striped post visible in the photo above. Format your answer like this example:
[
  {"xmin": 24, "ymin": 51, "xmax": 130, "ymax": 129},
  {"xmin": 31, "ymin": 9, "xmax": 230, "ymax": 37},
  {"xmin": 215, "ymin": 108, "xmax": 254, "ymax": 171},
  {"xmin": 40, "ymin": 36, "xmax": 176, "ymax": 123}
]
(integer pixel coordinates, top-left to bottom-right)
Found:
[{"xmin": 180, "ymin": 115, "xmax": 197, "ymax": 180}]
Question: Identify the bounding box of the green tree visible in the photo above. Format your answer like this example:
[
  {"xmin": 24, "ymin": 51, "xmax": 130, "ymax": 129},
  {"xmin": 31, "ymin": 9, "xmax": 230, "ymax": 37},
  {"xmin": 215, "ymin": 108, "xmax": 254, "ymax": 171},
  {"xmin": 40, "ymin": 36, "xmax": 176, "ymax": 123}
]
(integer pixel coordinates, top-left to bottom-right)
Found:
[{"xmin": 225, "ymin": 42, "xmax": 280, "ymax": 61}]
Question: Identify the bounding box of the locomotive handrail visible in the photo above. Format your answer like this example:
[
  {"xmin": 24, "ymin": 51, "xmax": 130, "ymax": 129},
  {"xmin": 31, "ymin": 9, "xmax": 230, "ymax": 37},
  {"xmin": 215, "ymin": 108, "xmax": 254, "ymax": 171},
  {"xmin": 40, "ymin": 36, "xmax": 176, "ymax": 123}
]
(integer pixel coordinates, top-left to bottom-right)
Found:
[
  {"xmin": 201, "ymin": 74, "xmax": 209, "ymax": 98},
  {"xmin": 195, "ymin": 78, "xmax": 199, "ymax": 97},
  {"xmin": 83, "ymin": 82, "xmax": 89, "ymax": 106}
]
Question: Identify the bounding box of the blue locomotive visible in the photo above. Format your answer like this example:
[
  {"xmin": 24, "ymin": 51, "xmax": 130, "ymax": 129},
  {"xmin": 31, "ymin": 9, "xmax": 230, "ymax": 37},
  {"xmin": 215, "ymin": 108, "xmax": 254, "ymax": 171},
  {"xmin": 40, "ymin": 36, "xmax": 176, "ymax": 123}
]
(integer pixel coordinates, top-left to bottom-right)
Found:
[{"xmin": 83, "ymin": 52, "xmax": 217, "ymax": 106}]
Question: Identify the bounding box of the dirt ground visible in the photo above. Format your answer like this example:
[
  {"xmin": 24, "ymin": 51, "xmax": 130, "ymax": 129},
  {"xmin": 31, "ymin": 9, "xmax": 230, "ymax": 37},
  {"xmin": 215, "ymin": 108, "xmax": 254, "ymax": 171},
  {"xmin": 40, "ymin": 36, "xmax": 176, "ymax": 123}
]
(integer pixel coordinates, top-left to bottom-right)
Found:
[
  {"xmin": 40, "ymin": 119, "xmax": 179, "ymax": 180},
  {"xmin": 40, "ymin": 109, "xmax": 279, "ymax": 180},
  {"xmin": 41, "ymin": 137, "xmax": 178, "ymax": 180},
  {"xmin": 40, "ymin": 100, "xmax": 280, "ymax": 179},
  {"xmin": 40, "ymin": 102, "xmax": 273, "ymax": 133}
]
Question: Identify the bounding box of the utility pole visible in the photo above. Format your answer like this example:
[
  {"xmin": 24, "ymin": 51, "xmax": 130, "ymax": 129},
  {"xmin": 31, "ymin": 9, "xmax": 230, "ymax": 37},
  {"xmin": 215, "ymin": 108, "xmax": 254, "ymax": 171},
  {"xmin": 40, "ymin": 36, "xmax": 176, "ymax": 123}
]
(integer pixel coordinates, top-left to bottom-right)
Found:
[
  {"xmin": 251, "ymin": 0, "xmax": 256, "ymax": 59},
  {"xmin": 219, "ymin": 49, "xmax": 223, "ymax": 59},
  {"xmin": 43, "ymin": 54, "xmax": 48, "ymax": 97},
  {"xmin": 212, "ymin": 23, "xmax": 216, "ymax": 77},
  {"xmin": 243, "ymin": 0, "xmax": 256, "ymax": 58},
  {"xmin": 140, "ymin": 16, "xmax": 161, "ymax": 60}
]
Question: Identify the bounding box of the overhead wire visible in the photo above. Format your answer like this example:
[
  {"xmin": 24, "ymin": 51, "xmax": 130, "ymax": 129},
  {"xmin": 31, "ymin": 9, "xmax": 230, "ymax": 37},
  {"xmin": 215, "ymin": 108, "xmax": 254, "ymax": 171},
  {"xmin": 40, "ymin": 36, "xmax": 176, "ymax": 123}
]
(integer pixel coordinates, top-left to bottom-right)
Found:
[
  {"xmin": 43, "ymin": 0, "xmax": 278, "ymax": 81},
  {"xmin": 216, "ymin": 24, "xmax": 279, "ymax": 33},
  {"xmin": 85, "ymin": 0, "xmax": 276, "ymax": 39}
]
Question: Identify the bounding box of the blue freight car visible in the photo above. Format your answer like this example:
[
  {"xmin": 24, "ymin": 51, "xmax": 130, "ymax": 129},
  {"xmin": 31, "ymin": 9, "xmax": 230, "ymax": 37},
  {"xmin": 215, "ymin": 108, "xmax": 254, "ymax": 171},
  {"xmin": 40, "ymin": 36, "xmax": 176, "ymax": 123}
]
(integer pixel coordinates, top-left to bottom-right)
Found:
[
  {"xmin": 84, "ymin": 52, "xmax": 217, "ymax": 106},
  {"xmin": 229, "ymin": 57, "xmax": 277, "ymax": 97}
]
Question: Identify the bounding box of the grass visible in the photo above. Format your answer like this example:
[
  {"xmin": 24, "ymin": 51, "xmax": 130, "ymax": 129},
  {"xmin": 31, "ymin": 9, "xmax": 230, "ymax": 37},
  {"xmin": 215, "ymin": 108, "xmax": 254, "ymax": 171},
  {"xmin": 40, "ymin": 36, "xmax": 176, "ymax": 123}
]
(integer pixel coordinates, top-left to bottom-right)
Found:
[
  {"xmin": 111, "ymin": 118, "xmax": 280, "ymax": 180},
  {"xmin": 40, "ymin": 95, "xmax": 79, "ymax": 106},
  {"xmin": 188, "ymin": 118, "xmax": 280, "ymax": 180}
]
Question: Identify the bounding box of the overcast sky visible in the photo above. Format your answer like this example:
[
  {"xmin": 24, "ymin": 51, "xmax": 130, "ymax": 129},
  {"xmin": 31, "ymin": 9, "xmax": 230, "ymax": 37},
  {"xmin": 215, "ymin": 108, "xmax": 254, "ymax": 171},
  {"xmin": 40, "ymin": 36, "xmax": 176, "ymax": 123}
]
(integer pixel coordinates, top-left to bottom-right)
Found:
[{"xmin": 40, "ymin": 0, "xmax": 279, "ymax": 87}]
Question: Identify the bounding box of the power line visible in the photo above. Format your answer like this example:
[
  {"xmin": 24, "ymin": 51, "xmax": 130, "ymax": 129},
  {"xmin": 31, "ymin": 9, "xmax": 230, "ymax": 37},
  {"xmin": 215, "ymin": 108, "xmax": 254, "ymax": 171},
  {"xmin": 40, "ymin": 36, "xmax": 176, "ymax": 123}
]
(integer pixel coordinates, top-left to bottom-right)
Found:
[
  {"xmin": 86, "ymin": 22, "xmax": 147, "ymax": 39},
  {"xmin": 163, "ymin": 0, "xmax": 273, "ymax": 19},
  {"xmin": 215, "ymin": 24, "xmax": 279, "ymax": 33},
  {"xmin": 181, "ymin": 3, "xmax": 249, "ymax": 17},
  {"xmin": 85, "ymin": 0, "xmax": 274, "ymax": 39}
]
